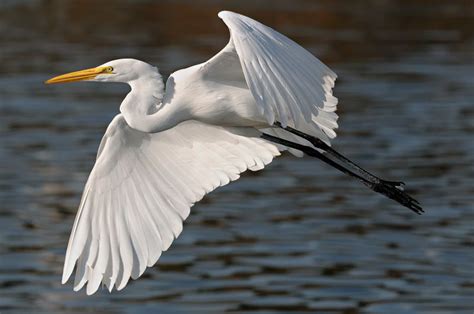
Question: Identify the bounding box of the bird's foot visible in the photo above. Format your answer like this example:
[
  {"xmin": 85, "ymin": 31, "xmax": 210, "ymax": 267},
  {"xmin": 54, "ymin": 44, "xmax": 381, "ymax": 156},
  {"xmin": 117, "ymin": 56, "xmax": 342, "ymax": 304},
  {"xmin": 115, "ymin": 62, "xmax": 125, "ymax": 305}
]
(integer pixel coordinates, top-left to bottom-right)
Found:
[{"xmin": 370, "ymin": 180, "xmax": 422, "ymax": 214}]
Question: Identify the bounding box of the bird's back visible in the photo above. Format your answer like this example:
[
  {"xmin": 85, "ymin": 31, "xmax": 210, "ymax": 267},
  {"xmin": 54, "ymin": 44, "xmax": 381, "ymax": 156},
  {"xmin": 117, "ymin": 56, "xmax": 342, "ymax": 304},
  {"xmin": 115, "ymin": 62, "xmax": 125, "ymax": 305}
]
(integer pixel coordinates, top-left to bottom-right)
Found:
[{"xmin": 164, "ymin": 64, "xmax": 268, "ymax": 128}]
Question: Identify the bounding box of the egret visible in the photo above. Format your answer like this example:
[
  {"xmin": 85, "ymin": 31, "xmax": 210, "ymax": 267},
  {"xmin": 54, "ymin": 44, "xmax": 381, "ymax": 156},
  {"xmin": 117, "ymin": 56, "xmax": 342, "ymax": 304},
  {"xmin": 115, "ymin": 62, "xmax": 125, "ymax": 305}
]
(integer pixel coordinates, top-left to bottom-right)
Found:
[{"xmin": 46, "ymin": 11, "xmax": 422, "ymax": 295}]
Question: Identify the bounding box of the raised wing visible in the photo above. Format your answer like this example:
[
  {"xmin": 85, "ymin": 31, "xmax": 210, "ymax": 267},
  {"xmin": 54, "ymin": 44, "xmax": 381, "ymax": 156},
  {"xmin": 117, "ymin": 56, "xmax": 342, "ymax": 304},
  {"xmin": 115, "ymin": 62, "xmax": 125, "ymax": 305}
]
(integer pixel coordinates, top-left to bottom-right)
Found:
[
  {"xmin": 63, "ymin": 115, "xmax": 280, "ymax": 295},
  {"xmin": 201, "ymin": 11, "xmax": 338, "ymax": 143}
]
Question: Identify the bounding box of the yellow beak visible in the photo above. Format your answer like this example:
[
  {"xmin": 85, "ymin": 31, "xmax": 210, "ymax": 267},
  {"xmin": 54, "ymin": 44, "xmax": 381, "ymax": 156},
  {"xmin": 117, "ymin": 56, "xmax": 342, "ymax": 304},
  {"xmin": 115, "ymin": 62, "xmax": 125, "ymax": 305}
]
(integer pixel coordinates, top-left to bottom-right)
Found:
[{"xmin": 45, "ymin": 66, "xmax": 110, "ymax": 84}]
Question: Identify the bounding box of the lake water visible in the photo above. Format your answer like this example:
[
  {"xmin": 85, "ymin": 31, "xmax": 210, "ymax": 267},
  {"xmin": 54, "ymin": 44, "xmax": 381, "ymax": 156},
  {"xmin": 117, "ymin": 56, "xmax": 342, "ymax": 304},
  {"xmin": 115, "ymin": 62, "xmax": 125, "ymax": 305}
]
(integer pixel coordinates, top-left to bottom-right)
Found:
[{"xmin": 1, "ymin": 1, "xmax": 473, "ymax": 313}]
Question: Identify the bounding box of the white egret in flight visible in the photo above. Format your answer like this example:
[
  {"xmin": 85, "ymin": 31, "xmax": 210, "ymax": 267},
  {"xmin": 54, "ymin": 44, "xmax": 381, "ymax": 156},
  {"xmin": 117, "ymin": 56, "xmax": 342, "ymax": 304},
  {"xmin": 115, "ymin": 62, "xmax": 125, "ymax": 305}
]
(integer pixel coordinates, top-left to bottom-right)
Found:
[{"xmin": 46, "ymin": 11, "xmax": 422, "ymax": 295}]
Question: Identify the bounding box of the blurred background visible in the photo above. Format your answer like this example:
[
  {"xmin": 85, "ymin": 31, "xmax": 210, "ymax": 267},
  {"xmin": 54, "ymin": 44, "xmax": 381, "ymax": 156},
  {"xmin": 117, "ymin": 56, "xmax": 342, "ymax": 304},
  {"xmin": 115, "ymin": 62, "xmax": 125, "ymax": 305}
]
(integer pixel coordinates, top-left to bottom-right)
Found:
[{"xmin": 1, "ymin": 0, "xmax": 473, "ymax": 313}]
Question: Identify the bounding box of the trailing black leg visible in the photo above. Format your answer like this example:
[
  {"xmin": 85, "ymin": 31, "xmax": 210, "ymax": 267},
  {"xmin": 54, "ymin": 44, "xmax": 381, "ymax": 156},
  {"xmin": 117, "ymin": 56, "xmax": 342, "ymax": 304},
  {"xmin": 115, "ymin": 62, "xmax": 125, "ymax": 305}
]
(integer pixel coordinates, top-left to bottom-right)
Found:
[
  {"xmin": 274, "ymin": 122, "xmax": 405, "ymax": 190},
  {"xmin": 261, "ymin": 131, "xmax": 423, "ymax": 214}
]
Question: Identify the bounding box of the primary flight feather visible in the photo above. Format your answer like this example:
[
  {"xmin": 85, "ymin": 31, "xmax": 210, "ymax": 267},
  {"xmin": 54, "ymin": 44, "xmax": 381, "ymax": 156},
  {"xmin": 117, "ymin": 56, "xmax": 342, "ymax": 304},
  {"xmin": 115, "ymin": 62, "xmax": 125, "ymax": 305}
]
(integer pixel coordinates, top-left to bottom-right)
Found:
[{"xmin": 46, "ymin": 11, "xmax": 422, "ymax": 295}]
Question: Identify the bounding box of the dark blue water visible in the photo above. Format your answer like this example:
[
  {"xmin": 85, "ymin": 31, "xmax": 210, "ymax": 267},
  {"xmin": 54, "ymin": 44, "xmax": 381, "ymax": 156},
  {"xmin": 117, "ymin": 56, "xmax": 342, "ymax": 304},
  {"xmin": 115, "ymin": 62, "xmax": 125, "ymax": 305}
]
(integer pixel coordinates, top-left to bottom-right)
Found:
[{"xmin": 1, "ymin": 1, "xmax": 473, "ymax": 313}]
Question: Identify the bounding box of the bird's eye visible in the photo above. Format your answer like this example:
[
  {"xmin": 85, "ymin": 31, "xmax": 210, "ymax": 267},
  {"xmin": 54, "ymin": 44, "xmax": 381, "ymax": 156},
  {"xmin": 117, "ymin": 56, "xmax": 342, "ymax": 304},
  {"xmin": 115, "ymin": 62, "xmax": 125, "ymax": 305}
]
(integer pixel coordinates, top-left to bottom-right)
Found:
[{"xmin": 106, "ymin": 66, "xmax": 114, "ymax": 73}]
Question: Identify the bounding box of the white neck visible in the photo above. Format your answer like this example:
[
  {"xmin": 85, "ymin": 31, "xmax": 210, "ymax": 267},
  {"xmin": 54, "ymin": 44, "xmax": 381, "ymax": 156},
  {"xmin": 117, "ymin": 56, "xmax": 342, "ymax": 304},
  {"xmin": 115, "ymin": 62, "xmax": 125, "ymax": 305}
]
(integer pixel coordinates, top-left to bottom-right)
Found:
[{"xmin": 120, "ymin": 69, "xmax": 181, "ymax": 133}]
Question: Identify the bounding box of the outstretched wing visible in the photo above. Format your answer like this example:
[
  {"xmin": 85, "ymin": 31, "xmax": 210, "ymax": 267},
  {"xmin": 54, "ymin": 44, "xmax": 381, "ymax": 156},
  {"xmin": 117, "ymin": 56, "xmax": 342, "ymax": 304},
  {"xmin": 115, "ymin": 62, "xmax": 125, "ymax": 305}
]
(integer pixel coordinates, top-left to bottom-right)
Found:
[
  {"xmin": 201, "ymin": 11, "xmax": 339, "ymax": 143},
  {"xmin": 63, "ymin": 115, "xmax": 280, "ymax": 295}
]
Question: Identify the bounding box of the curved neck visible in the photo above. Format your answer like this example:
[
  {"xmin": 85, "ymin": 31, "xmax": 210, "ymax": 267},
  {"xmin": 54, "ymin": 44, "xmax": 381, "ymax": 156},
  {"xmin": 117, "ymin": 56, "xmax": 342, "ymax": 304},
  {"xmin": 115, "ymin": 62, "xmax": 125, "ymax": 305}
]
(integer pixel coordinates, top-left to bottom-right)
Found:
[{"xmin": 120, "ymin": 70, "xmax": 180, "ymax": 133}]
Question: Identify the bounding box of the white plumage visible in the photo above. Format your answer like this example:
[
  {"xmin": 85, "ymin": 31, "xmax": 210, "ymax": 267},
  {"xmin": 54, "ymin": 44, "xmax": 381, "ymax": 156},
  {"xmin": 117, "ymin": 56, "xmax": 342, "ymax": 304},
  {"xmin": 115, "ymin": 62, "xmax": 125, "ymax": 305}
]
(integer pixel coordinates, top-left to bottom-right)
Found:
[
  {"xmin": 64, "ymin": 116, "xmax": 279, "ymax": 294},
  {"xmin": 48, "ymin": 11, "xmax": 422, "ymax": 295},
  {"xmin": 207, "ymin": 11, "xmax": 338, "ymax": 142}
]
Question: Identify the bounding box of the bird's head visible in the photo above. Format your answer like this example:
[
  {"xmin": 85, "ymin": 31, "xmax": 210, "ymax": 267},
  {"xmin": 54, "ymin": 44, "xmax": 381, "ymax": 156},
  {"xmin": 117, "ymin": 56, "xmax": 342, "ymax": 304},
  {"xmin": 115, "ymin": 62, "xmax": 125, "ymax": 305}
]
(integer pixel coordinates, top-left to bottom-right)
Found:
[{"xmin": 45, "ymin": 58, "xmax": 158, "ymax": 84}]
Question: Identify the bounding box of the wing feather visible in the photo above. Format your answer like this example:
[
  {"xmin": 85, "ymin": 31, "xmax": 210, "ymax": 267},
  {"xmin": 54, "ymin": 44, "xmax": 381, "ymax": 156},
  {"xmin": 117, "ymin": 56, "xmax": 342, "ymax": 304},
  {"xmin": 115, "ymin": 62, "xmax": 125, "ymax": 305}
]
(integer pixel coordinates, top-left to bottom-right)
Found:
[
  {"xmin": 63, "ymin": 114, "xmax": 280, "ymax": 294},
  {"xmin": 202, "ymin": 11, "xmax": 339, "ymax": 144}
]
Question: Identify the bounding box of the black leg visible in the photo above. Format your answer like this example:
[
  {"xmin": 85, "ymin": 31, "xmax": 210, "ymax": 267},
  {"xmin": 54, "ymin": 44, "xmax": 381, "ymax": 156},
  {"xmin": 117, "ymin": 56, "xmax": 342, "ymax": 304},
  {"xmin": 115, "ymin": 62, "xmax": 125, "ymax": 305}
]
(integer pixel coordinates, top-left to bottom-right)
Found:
[
  {"xmin": 274, "ymin": 122, "xmax": 405, "ymax": 190},
  {"xmin": 261, "ymin": 131, "xmax": 423, "ymax": 214}
]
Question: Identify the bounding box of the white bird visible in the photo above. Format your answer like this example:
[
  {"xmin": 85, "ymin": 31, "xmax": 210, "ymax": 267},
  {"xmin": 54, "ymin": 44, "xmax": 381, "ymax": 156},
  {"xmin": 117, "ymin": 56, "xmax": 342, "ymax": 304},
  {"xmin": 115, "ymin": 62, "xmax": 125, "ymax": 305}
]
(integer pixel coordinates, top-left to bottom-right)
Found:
[{"xmin": 46, "ymin": 11, "xmax": 422, "ymax": 295}]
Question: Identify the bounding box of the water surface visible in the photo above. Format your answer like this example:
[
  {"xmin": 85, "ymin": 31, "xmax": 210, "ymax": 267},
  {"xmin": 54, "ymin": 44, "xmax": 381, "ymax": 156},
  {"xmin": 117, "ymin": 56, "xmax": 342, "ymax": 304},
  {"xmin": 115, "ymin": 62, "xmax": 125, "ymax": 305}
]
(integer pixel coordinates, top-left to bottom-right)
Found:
[{"xmin": 1, "ymin": 1, "xmax": 473, "ymax": 313}]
